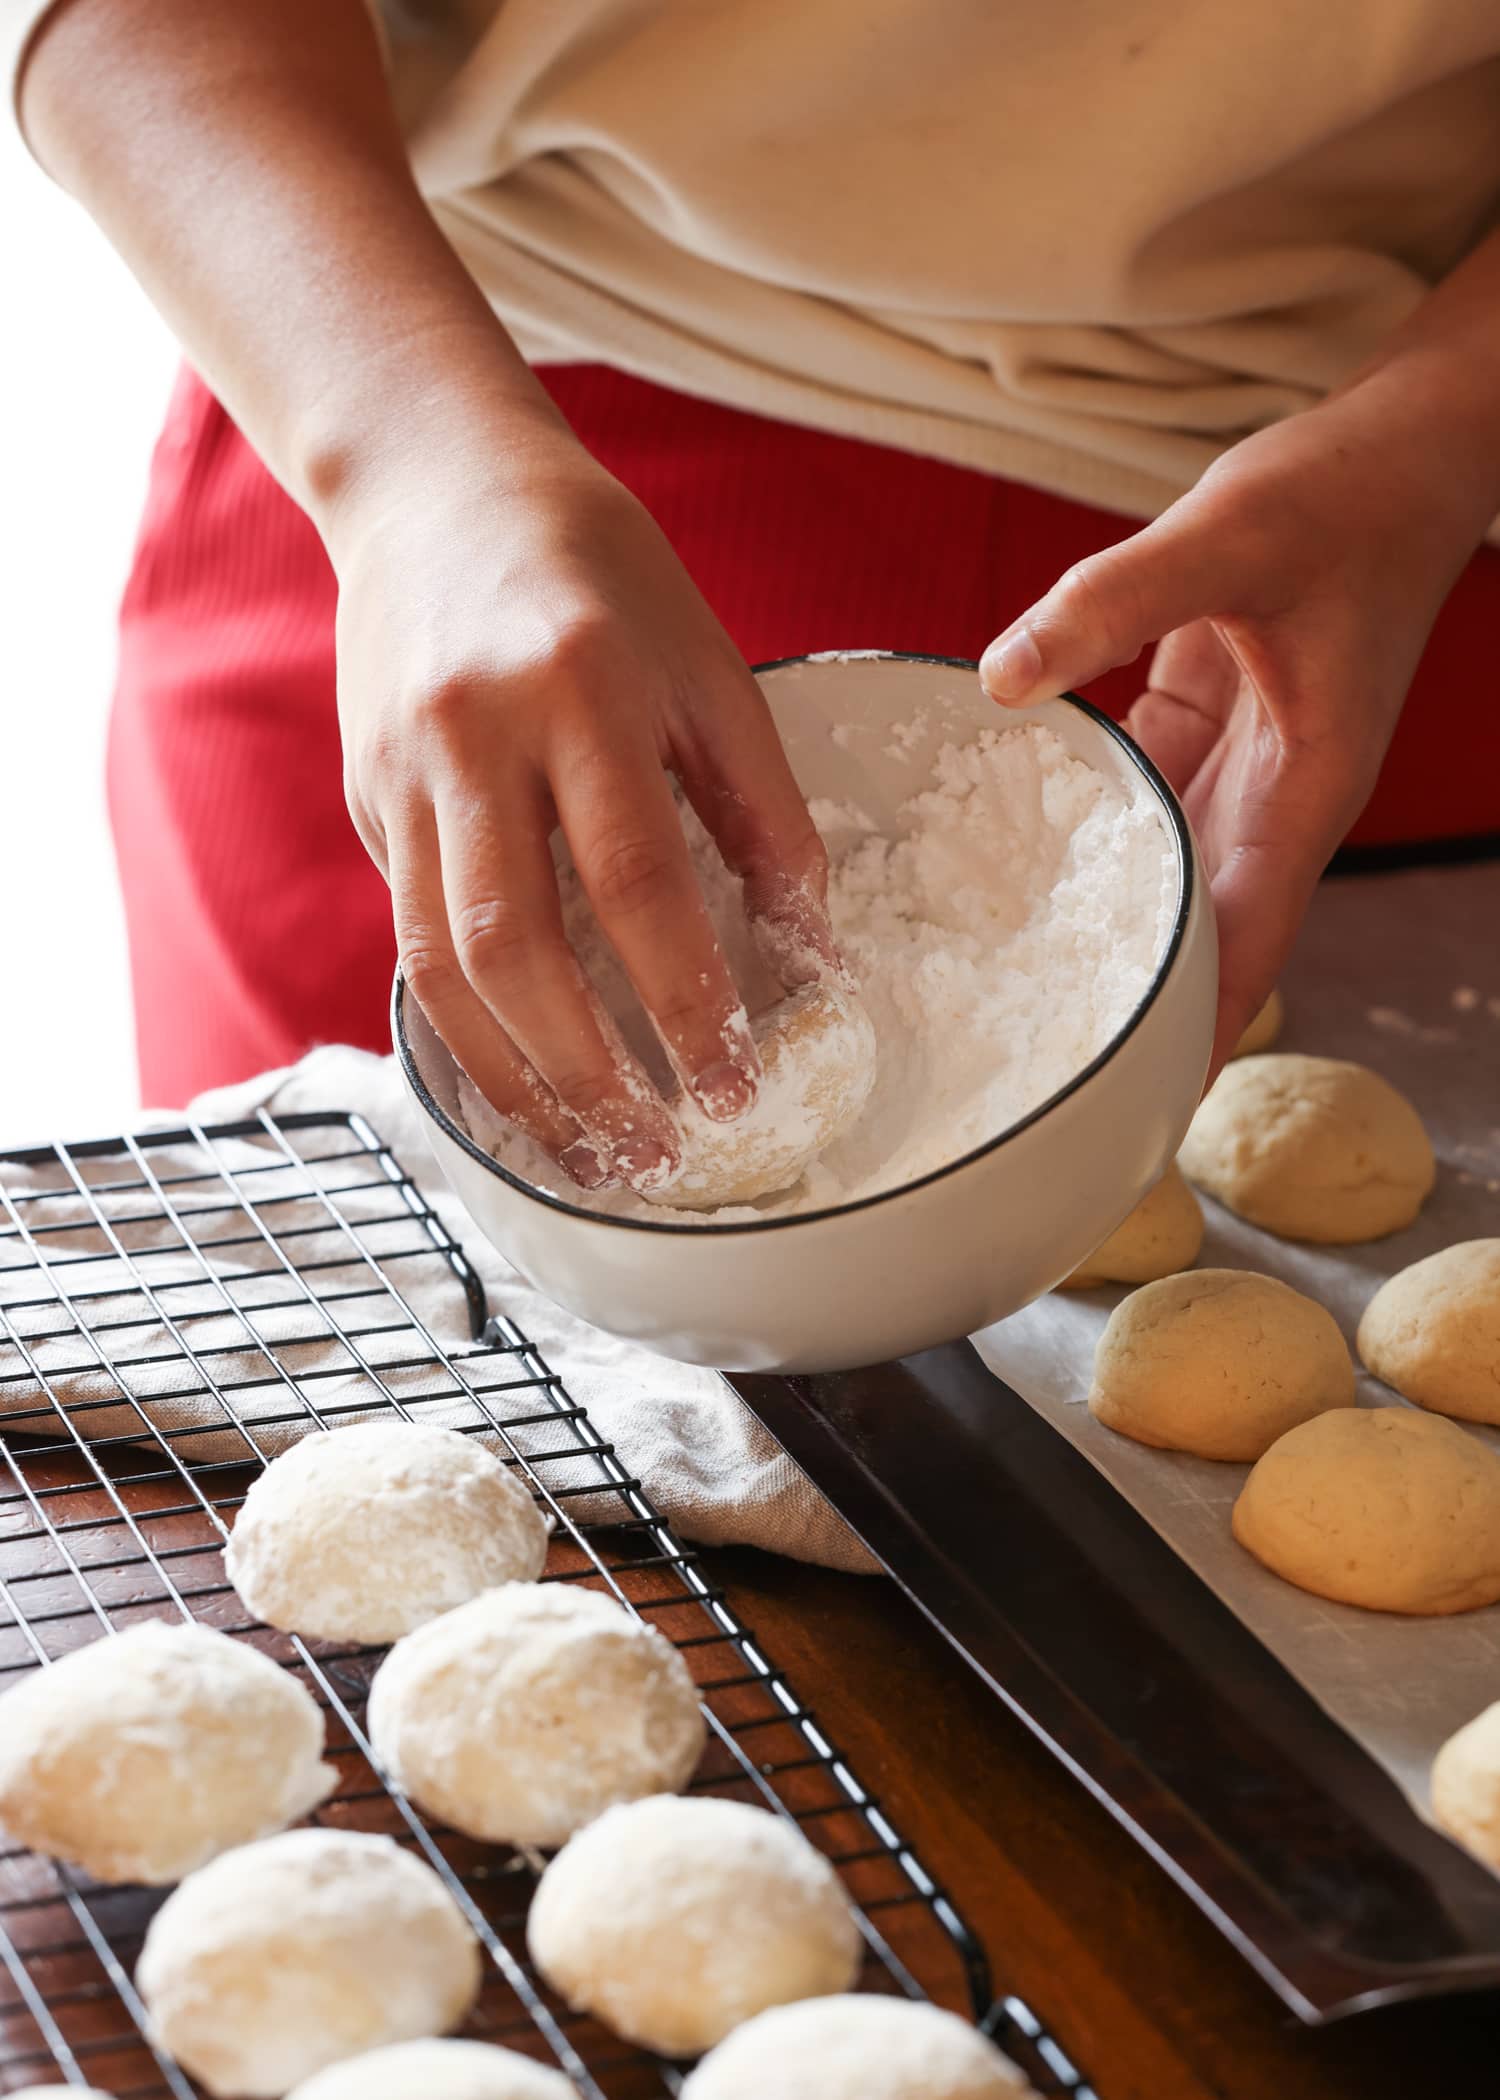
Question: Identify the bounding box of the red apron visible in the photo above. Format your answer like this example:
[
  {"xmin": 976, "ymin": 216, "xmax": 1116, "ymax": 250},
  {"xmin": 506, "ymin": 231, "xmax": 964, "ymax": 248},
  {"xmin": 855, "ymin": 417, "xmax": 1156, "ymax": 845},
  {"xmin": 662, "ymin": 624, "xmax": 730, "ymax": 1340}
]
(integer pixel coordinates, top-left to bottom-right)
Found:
[{"xmin": 110, "ymin": 363, "xmax": 1500, "ymax": 1107}]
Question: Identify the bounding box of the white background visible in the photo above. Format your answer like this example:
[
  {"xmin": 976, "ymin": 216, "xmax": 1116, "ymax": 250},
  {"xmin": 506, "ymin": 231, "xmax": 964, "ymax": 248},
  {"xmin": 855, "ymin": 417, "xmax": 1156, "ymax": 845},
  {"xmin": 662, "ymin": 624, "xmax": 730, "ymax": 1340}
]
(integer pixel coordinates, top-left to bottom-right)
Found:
[{"xmin": 1, "ymin": 127, "xmax": 175, "ymax": 1149}]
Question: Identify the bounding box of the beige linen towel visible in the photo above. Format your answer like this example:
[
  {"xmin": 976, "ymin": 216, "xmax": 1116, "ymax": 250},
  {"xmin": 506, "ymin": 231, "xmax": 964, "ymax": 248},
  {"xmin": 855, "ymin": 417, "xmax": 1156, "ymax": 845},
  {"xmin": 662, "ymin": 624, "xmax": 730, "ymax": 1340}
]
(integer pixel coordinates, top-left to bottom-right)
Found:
[{"xmin": 0, "ymin": 1047, "xmax": 873, "ymax": 1574}]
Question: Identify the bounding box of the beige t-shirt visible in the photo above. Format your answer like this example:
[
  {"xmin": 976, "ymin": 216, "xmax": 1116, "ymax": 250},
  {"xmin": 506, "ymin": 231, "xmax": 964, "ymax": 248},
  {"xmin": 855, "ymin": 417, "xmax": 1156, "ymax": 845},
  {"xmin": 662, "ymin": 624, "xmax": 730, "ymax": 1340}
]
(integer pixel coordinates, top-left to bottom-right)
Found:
[{"xmin": 11, "ymin": 0, "xmax": 1500, "ymax": 521}]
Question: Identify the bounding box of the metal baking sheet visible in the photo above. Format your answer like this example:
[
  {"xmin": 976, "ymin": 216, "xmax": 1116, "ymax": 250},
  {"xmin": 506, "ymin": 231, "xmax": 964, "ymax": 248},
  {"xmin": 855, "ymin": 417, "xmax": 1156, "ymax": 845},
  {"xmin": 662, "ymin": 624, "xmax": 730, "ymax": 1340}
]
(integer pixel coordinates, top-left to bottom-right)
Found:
[
  {"xmin": 729, "ymin": 1339, "xmax": 1500, "ymax": 2023},
  {"xmin": 730, "ymin": 855, "xmax": 1500, "ymax": 2023}
]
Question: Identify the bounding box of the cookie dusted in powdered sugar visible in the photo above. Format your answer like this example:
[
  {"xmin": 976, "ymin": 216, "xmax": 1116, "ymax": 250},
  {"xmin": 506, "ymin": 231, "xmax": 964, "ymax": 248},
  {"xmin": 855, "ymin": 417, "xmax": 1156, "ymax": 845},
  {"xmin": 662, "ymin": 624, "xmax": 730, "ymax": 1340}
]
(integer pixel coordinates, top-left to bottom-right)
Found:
[
  {"xmin": 287, "ymin": 2040, "xmax": 576, "ymax": 2100},
  {"xmin": 650, "ymin": 981, "xmax": 877, "ymax": 1209},
  {"xmin": 367, "ymin": 1584, "xmax": 706, "ymax": 1847},
  {"xmin": 682, "ymin": 1995, "xmax": 1040, "ymax": 2099},
  {"xmin": 9, "ymin": 2087, "xmax": 121, "ymax": 2098},
  {"xmin": 225, "ymin": 1421, "xmax": 548, "ymax": 1644},
  {"xmin": 527, "ymin": 1795, "xmax": 860, "ymax": 2056},
  {"xmin": 136, "ymin": 1829, "xmax": 481, "ymax": 2097},
  {"xmin": 0, "ymin": 1620, "xmax": 334, "ymax": 1885}
]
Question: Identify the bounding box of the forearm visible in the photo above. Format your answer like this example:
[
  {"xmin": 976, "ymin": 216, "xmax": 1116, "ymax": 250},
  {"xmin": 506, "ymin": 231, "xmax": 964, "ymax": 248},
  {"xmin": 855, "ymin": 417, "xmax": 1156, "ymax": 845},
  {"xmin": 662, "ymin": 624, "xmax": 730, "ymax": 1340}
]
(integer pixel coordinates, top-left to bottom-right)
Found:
[{"xmin": 18, "ymin": 0, "xmax": 568, "ymax": 534}]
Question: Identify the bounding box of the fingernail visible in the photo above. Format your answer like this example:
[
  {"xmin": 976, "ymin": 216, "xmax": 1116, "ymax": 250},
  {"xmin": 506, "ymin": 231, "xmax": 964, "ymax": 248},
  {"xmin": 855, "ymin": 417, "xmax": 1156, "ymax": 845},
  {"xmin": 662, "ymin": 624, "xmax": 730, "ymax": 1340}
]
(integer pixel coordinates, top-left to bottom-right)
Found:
[
  {"xmin": 612, "ymin": 1136, "xmax": 677, "ymax": 1192},
  {"xmin": 691, "ymin": 1060, "xmax": 759, "ymax": 1123},
  {"xmin": 559, "ymin": 1140, "xmax": 613, "ymax": 1191},
  {"xmin": 750, "ymin": 898, "xmax": 838, "ymax": 992},
  {"xmin": 980, "ymin": 624, "xmax": 1043, "ymax": 702}
]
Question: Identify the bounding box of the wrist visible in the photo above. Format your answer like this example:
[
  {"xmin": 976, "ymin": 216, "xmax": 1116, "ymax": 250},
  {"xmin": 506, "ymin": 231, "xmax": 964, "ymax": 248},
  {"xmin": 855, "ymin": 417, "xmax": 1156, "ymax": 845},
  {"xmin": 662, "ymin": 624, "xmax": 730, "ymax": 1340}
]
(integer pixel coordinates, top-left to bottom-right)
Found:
[
  {"xmin": 1331, "ymin": 338, "xmax": 1500, "ymax": 554},
  {"xmin": 295, "ymin": 322, "xmax": 582, "ymax": 561}
]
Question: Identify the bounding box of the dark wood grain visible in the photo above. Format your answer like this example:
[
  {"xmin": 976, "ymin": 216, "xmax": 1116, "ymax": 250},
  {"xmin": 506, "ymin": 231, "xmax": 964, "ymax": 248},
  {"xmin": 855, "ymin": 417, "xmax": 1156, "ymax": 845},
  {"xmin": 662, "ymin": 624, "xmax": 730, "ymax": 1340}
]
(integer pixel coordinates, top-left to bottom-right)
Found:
[
  {"xmin": 729, "ymin": 1346, "xmax": 1500, "ymax": 2021},
  {"xmin": 710, "ymin": 1545, "xmax": 1500, "ymax": 2100}
]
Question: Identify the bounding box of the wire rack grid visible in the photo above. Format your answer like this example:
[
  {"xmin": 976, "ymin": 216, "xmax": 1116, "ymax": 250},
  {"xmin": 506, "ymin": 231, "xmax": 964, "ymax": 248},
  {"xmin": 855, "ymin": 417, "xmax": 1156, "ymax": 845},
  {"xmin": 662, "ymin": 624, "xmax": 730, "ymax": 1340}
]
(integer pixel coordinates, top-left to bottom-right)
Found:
[{"xmin": 0, "ymin": 1108, "xmax": 1094, "ymax": 2099}]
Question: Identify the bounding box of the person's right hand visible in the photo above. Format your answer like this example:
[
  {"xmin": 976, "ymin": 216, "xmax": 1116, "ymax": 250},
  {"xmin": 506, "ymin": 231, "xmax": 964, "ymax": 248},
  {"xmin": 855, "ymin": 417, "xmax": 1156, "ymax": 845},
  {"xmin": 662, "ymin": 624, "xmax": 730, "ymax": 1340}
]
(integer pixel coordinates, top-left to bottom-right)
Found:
[{"xmin": 328, "ymin": 422, "xmax": 838, "ymax": 1194}]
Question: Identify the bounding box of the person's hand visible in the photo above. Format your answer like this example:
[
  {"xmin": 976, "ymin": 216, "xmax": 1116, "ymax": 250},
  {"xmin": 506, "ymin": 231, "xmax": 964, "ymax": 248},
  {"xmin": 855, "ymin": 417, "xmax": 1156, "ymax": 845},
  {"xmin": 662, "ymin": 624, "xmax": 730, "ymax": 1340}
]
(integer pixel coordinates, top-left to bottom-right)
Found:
[
  {"xmin": 329, "ymin": 425, "xmax": 838, "ymax": 1193},
  {"xmin": 979, "ymin": 383, "xmax": 1491, "ymax": 1074}
]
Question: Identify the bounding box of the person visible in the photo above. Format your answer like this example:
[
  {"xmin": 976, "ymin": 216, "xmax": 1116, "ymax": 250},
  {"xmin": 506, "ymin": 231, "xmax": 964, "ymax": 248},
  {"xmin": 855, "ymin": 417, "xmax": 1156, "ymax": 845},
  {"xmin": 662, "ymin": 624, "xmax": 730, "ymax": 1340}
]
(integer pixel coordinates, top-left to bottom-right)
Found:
[{"xmin": 9, "ymin": 2, "xmax": 1500, "ymax": 1194}]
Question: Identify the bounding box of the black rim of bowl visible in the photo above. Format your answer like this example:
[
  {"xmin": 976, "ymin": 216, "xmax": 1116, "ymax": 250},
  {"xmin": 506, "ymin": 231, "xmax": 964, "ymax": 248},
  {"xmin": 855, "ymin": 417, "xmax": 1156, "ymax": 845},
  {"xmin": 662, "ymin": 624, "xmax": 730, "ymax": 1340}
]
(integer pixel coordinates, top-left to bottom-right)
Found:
[{"xmin": 392, "ymin": 652, "xmax": 1198, "ymax": 1237}]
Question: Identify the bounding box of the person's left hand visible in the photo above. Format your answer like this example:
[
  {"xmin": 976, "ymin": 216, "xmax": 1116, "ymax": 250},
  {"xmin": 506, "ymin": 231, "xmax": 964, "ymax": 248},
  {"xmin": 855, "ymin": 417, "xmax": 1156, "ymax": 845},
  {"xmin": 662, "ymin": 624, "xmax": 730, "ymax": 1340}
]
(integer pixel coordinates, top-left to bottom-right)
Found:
[{"xmin": 978, "ymin": 382, "xmax": 1491, "ymax": 1074}]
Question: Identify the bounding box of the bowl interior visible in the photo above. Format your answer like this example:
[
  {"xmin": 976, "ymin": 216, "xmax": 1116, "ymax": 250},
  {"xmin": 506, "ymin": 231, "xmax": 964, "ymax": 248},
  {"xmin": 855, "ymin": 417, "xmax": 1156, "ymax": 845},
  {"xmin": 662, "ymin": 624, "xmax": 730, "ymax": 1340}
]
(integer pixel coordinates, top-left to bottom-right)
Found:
[
  {"xmin": 398, "ymin": 653, "xmax": 1192, "ymax": 1232},
  {"xmin": 758, "ymin": 652, "xmax": 1159, "ymax": 839}
]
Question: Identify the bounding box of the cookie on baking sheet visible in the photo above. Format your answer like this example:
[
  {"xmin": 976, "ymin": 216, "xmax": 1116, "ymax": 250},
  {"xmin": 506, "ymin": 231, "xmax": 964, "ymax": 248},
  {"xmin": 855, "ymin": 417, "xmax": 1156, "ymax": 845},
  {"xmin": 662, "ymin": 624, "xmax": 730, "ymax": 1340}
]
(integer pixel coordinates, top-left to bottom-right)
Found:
[
  {"xmin": 1088, "ymin": 1269, "xmax": 1354, "ymax": 1461},
  {"xmin": 1180, "ymin": 1054, "xmax": 1434, "ymax": 1243},
  {"xmin": 1232, "ymin": 987, "xmax": 1284, "ymax": 1058},
  {"xmin": 1058, "ymin": 1163, "xmax": 1204, "ymax": 1291},
  {"xmin": 1232, "ymin": 1407, "xmax": 1500, "ymax": 1615},
  {"xmin": 1358, "ymin": 1239, "xmax": 1500, "ymax": 1426},
  {"xmin": 1433, "ymin": 1702, "xmax": 1500, "ymax": 1873}
]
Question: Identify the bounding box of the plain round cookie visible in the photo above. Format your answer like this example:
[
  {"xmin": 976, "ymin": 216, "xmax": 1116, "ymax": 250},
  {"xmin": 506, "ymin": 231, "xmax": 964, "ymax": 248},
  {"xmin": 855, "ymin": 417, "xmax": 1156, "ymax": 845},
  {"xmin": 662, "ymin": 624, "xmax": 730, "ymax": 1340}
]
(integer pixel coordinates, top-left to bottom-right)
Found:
[
  {"xmin": 650, "ymin": 982, "xmax": 877, "ymax": 1209},
  {"xmin": 368, "ymin": 1584, "xmax": 705, "ymax": 1846},
  {"xmin": 1179, "ymin": 1054, "xmax": 1434, "ymax": 1243},
  {"xmin": 1059, "ymin": 1164, "xmax": 1204, "ymax": 1291},
  {"xmin": 527, "ymin": 1795, "xmax": 861, "ymax": 2056},
  {"xmin": 0, "ymin": 1620, "xmax": 334, "ymax": 1885},
  {"xmin": 225, "ymin": 1421, "xmax": 548, "ymax": 1644},
  {"xmin": 1088, "ymin": 1270, "xmax": 1355, "ymax": 1461},
  {"xmin": 288, "ymin": 2040, "xmax": 576, "ymax": 2100},
  {"xmin": 680, "ymin": 1995, "xmax": 1036, "ymax": 2099},
  {"xmin": 1232, "ymin": 1408, "xmax": 1500, "ymax": 1615},
  {"xmin": 1431, "ymin": 1702, "xmax": 1500, "ymax": 1871},
  {"xmin": 1232, "ymin": 987, "xmax": 1284, "ymax": 1059},
  {"xmin": 1357, "ymin": 1240, "xmax": 1500, "ymax": 1427},
  {"xmin": 136, "ymin": 1828, "xmax": 480, "ymax": 2097}
]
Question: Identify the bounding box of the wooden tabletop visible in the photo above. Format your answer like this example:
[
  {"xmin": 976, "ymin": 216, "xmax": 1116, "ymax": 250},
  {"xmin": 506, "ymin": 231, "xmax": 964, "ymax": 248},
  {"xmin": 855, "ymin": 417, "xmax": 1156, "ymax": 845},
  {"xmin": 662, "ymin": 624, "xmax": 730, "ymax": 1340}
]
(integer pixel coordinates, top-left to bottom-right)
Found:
[{"xmin": 713, "ymin": 1545, "xmax": 1500, "ymax": 2100}]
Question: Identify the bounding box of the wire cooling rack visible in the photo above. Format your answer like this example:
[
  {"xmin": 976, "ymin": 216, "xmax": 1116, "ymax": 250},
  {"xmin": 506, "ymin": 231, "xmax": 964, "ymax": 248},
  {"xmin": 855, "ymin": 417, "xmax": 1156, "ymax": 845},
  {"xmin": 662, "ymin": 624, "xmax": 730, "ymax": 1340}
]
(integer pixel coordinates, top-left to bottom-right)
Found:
[{"xmin": 0, "ymin": 1109, "xmax": 1093, "ymax": 2099}]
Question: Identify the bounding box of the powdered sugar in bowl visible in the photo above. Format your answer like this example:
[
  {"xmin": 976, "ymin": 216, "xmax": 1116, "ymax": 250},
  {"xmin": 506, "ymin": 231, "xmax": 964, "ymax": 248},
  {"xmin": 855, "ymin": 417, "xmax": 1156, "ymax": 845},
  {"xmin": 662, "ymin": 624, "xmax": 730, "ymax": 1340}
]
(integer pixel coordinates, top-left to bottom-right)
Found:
[{"xmin": 395, "ymin": 653, "xmax": 1216, "ymax": 1372}]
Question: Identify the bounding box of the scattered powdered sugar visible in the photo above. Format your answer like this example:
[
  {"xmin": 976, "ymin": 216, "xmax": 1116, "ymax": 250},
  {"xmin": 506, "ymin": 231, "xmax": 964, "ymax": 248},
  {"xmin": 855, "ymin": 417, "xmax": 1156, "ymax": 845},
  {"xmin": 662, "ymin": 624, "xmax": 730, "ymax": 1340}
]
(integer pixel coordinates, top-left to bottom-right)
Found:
[{"xmin": 461, "ymin": 720, "xmax": 1176, "ymax": 1223}]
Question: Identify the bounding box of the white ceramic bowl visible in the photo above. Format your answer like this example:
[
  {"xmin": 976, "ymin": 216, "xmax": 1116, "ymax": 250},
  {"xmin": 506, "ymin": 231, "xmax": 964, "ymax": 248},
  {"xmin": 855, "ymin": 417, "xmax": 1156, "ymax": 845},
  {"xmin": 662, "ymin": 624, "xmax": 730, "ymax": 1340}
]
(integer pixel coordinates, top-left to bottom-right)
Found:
[{"xmin": 395, "ymin": 653, "xmax": 1216, "ymax": 1372}]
